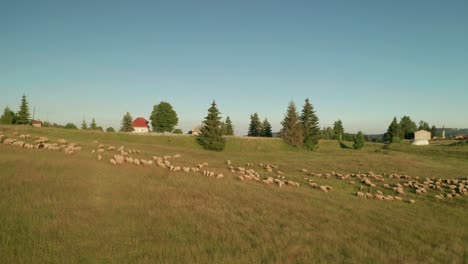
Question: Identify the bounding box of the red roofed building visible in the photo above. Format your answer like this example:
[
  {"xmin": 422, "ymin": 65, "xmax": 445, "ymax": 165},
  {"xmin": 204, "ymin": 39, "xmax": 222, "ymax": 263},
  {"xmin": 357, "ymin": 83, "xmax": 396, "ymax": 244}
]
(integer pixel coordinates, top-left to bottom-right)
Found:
[
  {"xmin": 131, "ymin": 117, "xmax": 150, "ymax": 133},
  {"xmin": 32, "ymin": 120, "xmax": 42, "ymax": 128}
]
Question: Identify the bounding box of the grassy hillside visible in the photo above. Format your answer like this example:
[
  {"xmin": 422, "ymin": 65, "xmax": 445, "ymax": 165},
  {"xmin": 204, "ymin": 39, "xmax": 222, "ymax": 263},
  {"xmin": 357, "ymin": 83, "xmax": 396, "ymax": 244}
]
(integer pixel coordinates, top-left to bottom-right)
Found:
[{"xmin": 1, "ymin": 125, "xmax": 467, "ymax": 263}]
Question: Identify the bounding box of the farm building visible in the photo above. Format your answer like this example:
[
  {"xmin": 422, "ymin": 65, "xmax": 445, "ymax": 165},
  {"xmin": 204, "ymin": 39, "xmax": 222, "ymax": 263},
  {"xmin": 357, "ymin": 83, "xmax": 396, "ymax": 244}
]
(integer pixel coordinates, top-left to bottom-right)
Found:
[
  {"xmin": 414, "ymin": 130, "xmax": 431, "ymax": 140},
  {"xmin": 131, "ymin": 117, "xmax": 150, "ymax": 133},
  {"xmin": 32, "ymin": 120, "xmax": 42, "ymax": 128},
  {"xmin": 412, "ymin": 130, "xmax": 431, "ymax": 146},
  {"xmin": 189, "ymin": 125, "xmax": 203, "ymax": 136}
]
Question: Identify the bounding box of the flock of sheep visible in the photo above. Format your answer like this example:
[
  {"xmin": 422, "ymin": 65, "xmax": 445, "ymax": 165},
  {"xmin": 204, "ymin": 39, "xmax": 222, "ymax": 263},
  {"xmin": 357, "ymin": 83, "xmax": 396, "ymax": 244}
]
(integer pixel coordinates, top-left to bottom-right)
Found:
[
  {"xmin": 0, "ymin": 132, "xmax": 82, "ymax": 155},
  {"xmin": 301, "ymin": 169, "xmax": 467, "ymax": 204},
  {"xmin": 1, "ymin": 130, "xmax": 467, "ymax": 205}
]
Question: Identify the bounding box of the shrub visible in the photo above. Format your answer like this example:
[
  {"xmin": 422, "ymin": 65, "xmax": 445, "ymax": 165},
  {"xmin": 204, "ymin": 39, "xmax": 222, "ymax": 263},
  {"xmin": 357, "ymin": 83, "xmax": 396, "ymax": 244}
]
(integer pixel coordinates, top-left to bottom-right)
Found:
[
  {"xmin": 353, "ymin": 131, "xmax": 365, "ymax": 149},
  {"xmin": 391, "ymin": 137, "xmax": 401, "ymax": 143}
]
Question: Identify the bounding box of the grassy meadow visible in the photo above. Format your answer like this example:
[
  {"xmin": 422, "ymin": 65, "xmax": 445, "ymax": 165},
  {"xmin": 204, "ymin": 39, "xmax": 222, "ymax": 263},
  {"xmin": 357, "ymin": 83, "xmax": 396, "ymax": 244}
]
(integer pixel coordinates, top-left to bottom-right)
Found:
[{"xmin": 0, "ymin": 125, "xmax": 467, "ymax": 263}]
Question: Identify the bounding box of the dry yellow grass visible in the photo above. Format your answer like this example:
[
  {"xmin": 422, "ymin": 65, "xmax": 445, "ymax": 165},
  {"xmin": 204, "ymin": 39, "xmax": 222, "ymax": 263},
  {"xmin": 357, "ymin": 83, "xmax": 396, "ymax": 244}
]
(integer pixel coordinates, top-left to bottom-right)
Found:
[{"xmin": 0, "ymin": 125, "xmax": 467, "ymax": 263}]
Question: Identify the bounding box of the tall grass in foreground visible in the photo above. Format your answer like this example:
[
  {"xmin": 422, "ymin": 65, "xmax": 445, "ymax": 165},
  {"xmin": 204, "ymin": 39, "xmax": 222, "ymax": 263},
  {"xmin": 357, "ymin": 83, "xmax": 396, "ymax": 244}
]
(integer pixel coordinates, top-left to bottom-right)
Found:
[{"xmin": 0, "ymin": 125, "xmax": 467, "ymax": 263}]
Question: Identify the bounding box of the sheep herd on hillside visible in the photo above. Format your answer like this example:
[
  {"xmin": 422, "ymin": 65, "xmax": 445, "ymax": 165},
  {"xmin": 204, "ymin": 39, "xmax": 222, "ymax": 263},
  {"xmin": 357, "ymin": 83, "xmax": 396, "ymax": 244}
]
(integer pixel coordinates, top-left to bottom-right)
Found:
[{"xmin": 1, "ymin": 130, "xmax": 467, "ymax": 205}]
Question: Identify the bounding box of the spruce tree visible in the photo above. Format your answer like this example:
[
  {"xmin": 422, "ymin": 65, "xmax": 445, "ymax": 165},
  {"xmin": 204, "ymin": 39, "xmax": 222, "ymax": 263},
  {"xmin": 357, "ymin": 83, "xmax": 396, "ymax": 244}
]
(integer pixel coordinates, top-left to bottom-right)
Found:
[
  {"xmin": 17, "ymin": 94, "xmax": 30, "ymax": 125},
  {"xmin": 90, "ymin": 118, "xmax": 97, "ymax": 130},
  {"xmin": 384, "ymin": 117, "xmax": 400, "ymax": 142},
  {"xmin": 248, "ymin": 113, "xmax": 262, "ymax": 137},
  {"xmin": 353, "ymin": 131, "xmax": 365, "ymax": 149},
  {"xmin": 281, "ymin": 101, "xmax": 303, "ymax": 147},
  {"xmin": 225, "ymin": 116, "xmax": 234, "ymax": 136},
  {"xmin": 430, "ymin": 125, "xmax": 437, "ymax": 138},
  {"xmin": 197, "ymin": 101, "xmax": 226, "ymax": 151},
  {"xmin": 300, "ymin": 98, "xmax": 320, "ymax": 150},
  {"xmin": 399, "ymin": 116, "xmax": 417, "ymax": 139},
  {"xmin": 81, "ymin": 120, "xmax": 88, "ymax": 130},
  {"xmin": 333, "ymin": 120, "xmax": 344, "ymax": 141},
  {"xmin": 262, "ymin": 118, "xmax": 273, "ymax": 137},
  {"xmin": 120, "ymin": 112, "xmax": 134, "ymax": 132},
  {"xmin": 0, "ymin": 107, "xmax": 16, "ymax": 124}
]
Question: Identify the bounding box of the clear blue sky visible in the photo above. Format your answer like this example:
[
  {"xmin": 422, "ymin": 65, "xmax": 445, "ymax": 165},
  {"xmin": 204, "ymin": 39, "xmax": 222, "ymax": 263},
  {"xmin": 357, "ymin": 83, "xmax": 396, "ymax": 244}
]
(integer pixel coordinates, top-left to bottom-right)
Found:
[{"xmin": 2, "ymin": 0, "xmax": 467, "ymax": 134}]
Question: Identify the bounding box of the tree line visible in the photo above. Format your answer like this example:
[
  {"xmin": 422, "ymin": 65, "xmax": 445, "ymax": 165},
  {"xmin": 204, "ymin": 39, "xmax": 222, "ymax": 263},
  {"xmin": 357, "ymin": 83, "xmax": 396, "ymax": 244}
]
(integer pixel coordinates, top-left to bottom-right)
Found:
[{"xmin": 383, "ymin": 116, "xmax": 438, "ymax": 143}]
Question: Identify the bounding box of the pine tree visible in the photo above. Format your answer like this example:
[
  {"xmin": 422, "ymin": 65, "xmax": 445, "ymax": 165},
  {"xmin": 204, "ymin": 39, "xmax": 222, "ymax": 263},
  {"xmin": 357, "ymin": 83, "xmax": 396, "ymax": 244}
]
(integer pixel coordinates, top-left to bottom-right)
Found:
[
  {"xmin": 225, "ymin": 116, "xmax": 234, "ymax": 136},
  {"xmin": 384, "ymin": 117, "xmax": 400, "ymax": 142},
  {"xmin": 353, "ymin": 131, "xmax": 365, "ymax": 149},
  {"xmin": 333, "ymin": 120, "xmax": 344, "ymax": 141},
  {"xmin": 17, "ymin": 94, "xmax": 30, "ymax": 125},
  {"xmin": 248, "ymin": 113, "xmax": 262, "ymax": 137},
  {"xmin": 197, "ymin": 101, "xmax": 226, "ymax": 151},
  {"xmin": 281, "ymin": 101, "xmax": 303, "ymax": 147},
  {"xmin": 262, "ymin": 118, "xmax": 273, "ymax": 137},
  {"xmin": 430, "ymin": 125, "xmax": 437, "ymax": 138},
  {"xmin": 0, "ymin": 107, "xmax": 16, "ymax": 124},
  {"xmin": 150, "ymin": 102, "xmax": 179, "ymax": 132},
  {"xmin": 399, "ymin": 116, "xmax": 417, "ymax": 139},
  {"xmin": 120, "ymin": 112, "xmax": 134, "ymax": 132},
  {"xmin": 90, "ymin": 118, "xmax": 97, "ymax": 130},
  {"xmin": 81, "ymin": 120, "xmax": 88, "ymax": 130},
  {"xmin": 300, "ymin": 98, "xmax": 320, "ymax": 150}
]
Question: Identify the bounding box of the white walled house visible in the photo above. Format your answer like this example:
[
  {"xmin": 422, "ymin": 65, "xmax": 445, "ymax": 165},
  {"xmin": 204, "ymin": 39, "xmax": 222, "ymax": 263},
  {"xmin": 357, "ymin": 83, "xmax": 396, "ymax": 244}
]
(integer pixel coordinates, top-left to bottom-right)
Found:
[
  {"xmin": 131, "ymin": 117, "xmax": 150, "ymax": 133},
  {"xmin": 412, "ymin": 130, "xmax": 431, "ymax": 146},
  {"xmin": 414, "ymin": 130, "xmax": 431, "ymax": 141}
]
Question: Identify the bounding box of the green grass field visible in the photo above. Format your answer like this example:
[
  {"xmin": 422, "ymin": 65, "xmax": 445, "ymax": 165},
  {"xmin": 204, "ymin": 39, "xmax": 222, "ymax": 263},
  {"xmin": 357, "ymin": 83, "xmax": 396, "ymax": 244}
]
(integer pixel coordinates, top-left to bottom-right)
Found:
[{"xmin": 1, "ymin": 125, "xmax": 467, "ymax": 264}]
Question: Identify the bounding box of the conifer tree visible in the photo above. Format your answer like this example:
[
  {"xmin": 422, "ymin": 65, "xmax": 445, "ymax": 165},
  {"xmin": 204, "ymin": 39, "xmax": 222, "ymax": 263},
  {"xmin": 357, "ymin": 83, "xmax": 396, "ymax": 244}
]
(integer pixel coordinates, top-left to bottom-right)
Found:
[
  {"xmin": 300, "ymin": 98, "xmax": 320, "ymax": 150},
  {"xmin": 17, "ymin": 94, "xmax": 30, "ymax": 125},
  {"xmin": 81, "ymin": 120, "xmax": 87, "ymax": 130},
  {"xmin": 353, "ymin": 131, "xmax": 365, "ymax": 149},
  {"xmin": 262, "ymin": 118, "xmax": 273, "ymax": 137},
  {"xmin": 333, "ymin": 120, "xmax": 344, "ymax": 141},
  {"xmin": 384, "ymin": 117, "xmax": 400, "ymax": 142},
  {"xmin": 197, "ymin": 101, "xmax": 226, "ymax": 151},
  {"xmin": 0, "ymin": 107, "xmax": 16, "ymax": 124},
  {"xmin": 399, "ymin": 116, "xmax": 417, "ymax": 139},
  {"xmin": 281, "ymin": 101, "xmax": 303, "ymax": 147},
  {"xmin": 90, "ymin": 118, "xmax": 97, "ymax": 130},
  {"xmin": 225, "ymin": 116, "xmax": 234, "ymax": 136},
  {"xmin": 430, "ymin": 125, "xmax": 437, "ymax": 138},
  {"xmin": 248, "ymin": 113, "xmax": 262, "ymax": 137},
  {"xmin": 120, "ymin": 112, "xmax": 134, "ymax": 132}
]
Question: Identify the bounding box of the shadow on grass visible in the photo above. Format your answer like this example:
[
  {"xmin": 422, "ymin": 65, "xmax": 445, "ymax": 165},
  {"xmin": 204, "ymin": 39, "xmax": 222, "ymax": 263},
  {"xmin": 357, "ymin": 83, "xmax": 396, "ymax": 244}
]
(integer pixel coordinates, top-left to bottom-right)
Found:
[{"xmin": 339, "ymin": 141, "xmax": 351, "ymax": 149}]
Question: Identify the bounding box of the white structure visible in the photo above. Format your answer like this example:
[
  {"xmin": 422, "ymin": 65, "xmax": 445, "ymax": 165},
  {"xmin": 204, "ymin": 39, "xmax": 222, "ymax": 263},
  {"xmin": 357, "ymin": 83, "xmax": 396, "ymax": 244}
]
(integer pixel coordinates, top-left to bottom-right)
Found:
[
  {"xmin": 412, "ymin": 130, "xmax": 431, "ymax": 145},
  {"xmin": 131, "ymin": 117, "xmax": 150, "ymax": 133},
  {"xmin": 412, "ymin": 139, "xmax": 429, "ymax": 146},
  {"xmin": 414, "ymin": 130, "xmax": 431, "ymax": 141}
]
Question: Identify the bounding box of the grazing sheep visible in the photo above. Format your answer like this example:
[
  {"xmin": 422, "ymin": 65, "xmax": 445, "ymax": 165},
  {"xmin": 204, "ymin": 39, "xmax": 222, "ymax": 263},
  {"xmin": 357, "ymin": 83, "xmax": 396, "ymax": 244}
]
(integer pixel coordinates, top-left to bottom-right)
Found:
[
  {"xmin": 173, "ymin": 154, "xmax": 181, "ymax": 158},
  {"xmin": 216, "ymin": 174, "xmax": 224, "ymax": 179},
  {"xmin": 238, "ymin": 175, "xmax": 245, "ymax": 181},
  {"xmin": 319, "ymin": 186, "xmax": 328, "ymax": 192},
  {"xmin": 356, "ymin": 192, "xmax": 365, "ymax": 198},
  {"xmin": 134, "ymin": 159, "xmax": 141, "ymax": 166},
  {"xmin": 98, "ymin": 148, "xmax": 105, "ymax": 153},
  {"xmin": 110, "ymin": 159, "xmax": 117, "ymax": 165},
  {"xmin": 409, "ymin": 199, "xmax": 416, "ymax": 204},
  {"xmin": 164, "ymin": 160, "xmax": 171, "ymax": 167},
  {"xmin": 183, "ymin": 167, "xmax": 190, "ymax": 173},
  {"xmin": 147, "ymin": 160, "xmax": 153, "ymax": 165},
  {"xmin": 226, "ymin": 160, "xmax": 231, "ymax": 166},
  {"xmin": 157, "ymin": 162, "xmax": 166, "ymax": 169},
  {"xmin": 376, "ymin": 190, "xmax": 383, "ymax": 195},
  {"xmin": 97, "ymin": 155, "xmax": 102, "ymax": 161},
  {"xmin": 394, "ymin": 196, "xmax": 402, "ymax": 201},
  {"xmin": 57, "ymin": 139, "xmax": 67, "ymax": 144}
]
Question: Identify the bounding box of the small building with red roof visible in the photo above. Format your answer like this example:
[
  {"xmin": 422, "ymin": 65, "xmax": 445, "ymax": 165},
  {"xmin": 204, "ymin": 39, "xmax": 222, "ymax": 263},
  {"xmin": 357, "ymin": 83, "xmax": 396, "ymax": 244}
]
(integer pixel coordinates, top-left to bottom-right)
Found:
[
  {"xmin": 32, "ymin": 120, "xmax": 42, "ymax": 128},
  {"xmin": 131, "ymin": 117, "xmax": 150, "ymax": 133}
]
